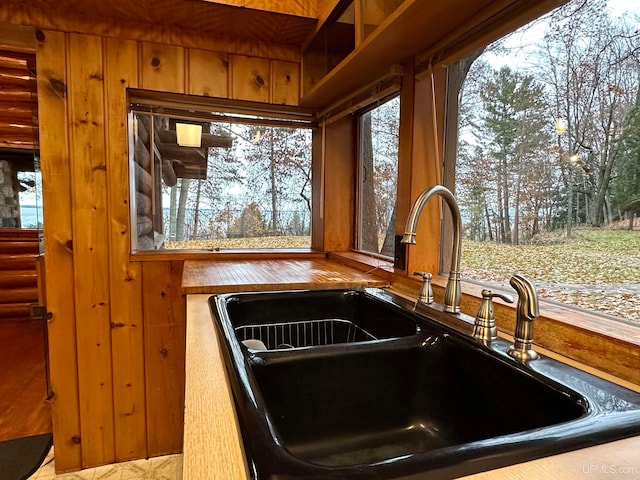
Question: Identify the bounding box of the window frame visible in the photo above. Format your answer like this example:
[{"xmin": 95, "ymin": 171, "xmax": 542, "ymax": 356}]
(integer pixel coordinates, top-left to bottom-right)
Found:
[
  {"xmin": 354, "ymin": 92, "xmax": 401, "ymax": 260},
  {"xmin": 127, "ymin": 90, "xmax": 317, "ymax": 253}
]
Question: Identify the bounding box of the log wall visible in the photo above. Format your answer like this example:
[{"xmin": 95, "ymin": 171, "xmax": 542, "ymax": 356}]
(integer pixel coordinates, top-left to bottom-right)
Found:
[
  {"xmin": 28, "ymin": 25, "xmax": 301, "ymax": 472},
  {"xmin": 0, "ymin": 50, "xmax": 36, "ymax": 150}
]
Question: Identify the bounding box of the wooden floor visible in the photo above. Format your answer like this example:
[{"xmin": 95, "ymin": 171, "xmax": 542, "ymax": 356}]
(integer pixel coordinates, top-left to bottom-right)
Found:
[{"xmin": 0, "ymin": 319, "xmax": 52, "ymax": 441}]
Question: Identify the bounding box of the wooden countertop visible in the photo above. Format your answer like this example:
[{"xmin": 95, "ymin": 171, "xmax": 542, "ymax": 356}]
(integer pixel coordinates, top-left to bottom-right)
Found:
[
  {"xmin": 183, "ymin": 294, "xmax": 248, "ymax": 480},
  {"xmin": 181, "ymin": 257, "xmax": 390, "ymax": 294}
]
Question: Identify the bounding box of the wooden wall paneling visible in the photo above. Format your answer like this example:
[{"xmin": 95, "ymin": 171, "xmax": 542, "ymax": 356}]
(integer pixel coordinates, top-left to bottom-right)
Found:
[
  {"xmin": 187, "ymin": 48, "xmax": 229, "ymax": 98},
  {"xmin": 322, "ymin": 115, "xmax": 355, "ymax": 251},
  {"xmin": 405, "ymin": 72, "xmax": 445, "ymax": 277},
  {"xmin": 104, "ymin": 37, "xmax": 147, "ymax": 462},
  {"xmin": 141, "ymin": 261, "xmax": 186, "ymax": 456},
  {"xmin": 36, "ymin": 29, "xmax": 82, "ymax": 473},
  {"xmin": 430, "ymin": 67, "xmax": 450, "ymax": 274},
  {"xmin": 230, "ymin": 55, "xmax": 270, "ymax": 103},
  {"xmin": 68, "ymin": 33, "xmax": 115, "ymax": 468},
  {"xmin": 140, "ymin": 42, "xmax": 185, "ymax": 93},
  {"xmin": 270, "ymin": 60, "xmax": 299, "ymax": 106}
]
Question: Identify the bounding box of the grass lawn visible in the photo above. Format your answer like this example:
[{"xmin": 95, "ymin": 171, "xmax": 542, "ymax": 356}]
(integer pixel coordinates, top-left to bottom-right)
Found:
[
  {"xmin": 461, "ymin": 228, "xmax": 640, "ymax": 323},
  {"xmin": 166, "ymin": 228, "xmax": 639, "ymax": 323}
]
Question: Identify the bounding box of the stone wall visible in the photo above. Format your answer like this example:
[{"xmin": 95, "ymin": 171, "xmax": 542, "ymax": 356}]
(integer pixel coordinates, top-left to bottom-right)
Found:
[{"xmin": 0, "ymin": 160, "xmax": 20, "ymax": 227}]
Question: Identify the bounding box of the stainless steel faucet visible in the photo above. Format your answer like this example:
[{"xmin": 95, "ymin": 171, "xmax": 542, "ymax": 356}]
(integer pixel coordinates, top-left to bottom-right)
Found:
[
  {"xmin": 402, "ymin": 185, "xmax": 462, "ymax": 313},
  {"xmin": 507, "ymin": 274, "xmax": 540, "ymax": 361}
]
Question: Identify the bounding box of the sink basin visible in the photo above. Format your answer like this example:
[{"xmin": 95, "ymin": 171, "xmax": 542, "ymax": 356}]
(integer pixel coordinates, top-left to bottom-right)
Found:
[
  {"xmin": 219, "ymin": 289, "xmax": 420, "ymax": 350},
  {"xmin": 210, "ymin": 288, "xmax": 640, "ymax": 480},
  {"xmin": 253, "ymin": 338, "xmax": 585, "ymax": 467}
]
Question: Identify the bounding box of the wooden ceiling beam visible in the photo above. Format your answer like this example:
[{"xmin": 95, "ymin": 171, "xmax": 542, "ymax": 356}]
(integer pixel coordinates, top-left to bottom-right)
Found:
[
  {"xmin": 157, "ymin": 129, "xmax": 233, "ymax": 149},
  {"xmin": 157, "ymin": 144, "xmax": 206, "ymax": 162},
  {"xmin": 197, "ymin": 0, "xmax": 318, "ymax": 18},
  {"xmin": 1, "ymin": 1, "xmax": 317, "ymax": 50}
]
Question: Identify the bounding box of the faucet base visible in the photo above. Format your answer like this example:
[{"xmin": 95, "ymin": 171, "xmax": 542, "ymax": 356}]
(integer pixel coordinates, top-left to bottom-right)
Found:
[{"xmin": 507, "ymin": 346, "xmax": 539, "ymax": 362}]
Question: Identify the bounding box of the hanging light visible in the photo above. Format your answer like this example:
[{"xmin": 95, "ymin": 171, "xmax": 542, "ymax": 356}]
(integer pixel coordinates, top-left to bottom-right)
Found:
[
  {"xmin": 176, "ymin": 123, "xmax": 202, "ymax": 147},
  {"xmin": 555, "ymin": 117, "xmax": 567, "ymax": 135}
]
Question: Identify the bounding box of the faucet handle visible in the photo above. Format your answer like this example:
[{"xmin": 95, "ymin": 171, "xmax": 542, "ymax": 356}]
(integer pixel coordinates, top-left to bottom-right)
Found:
[
  {"xmin": 473, "ymin": 289, "xmax": 514, "ymax": 344},
  {"xmin": 413, "ymin": 271, "xmax": 433, "ymax": 307}
]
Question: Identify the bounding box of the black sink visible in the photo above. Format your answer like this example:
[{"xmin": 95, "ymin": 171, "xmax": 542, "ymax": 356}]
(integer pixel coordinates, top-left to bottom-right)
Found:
[
  {"xmin": 210, "ymin": 288, "xmax": 640, "ymax": 480},
  {"xmin": 221, "ymin": 289, "xmax": 420, "ymax": 349}
]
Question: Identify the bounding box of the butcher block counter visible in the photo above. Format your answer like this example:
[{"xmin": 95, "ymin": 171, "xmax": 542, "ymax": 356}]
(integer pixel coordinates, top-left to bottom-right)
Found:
[
  {"xmin": 181, "ymin": 256, "xmax": 391, "ymax": 294},
  {"xmin": 181, "ymin": 258, "xmax": 640, "ymax": 480}
]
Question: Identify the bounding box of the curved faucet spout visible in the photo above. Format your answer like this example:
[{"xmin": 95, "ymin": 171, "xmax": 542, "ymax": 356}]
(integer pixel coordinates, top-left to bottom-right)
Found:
[{"xmin": 401, "ymin": 185, "xmax": 462, "ymax": 313}]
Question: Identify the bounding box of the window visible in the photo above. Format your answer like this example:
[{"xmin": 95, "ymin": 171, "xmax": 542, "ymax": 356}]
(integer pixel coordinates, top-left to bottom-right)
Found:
[
  {"xmin": 129, "ymin": 95, "xmax": 314, "ymax": 250},
  {"xmin": 449, "ymin": 0, "xmax": 639, "ymax": 325},
  {"xmin": 356, "ymin": 95, "xmax": 400, "ymax": 258}
]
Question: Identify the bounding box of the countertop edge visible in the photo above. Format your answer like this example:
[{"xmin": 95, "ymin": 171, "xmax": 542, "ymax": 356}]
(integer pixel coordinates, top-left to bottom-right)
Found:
[{"xmin": 183, "ymin": 294, "xmax": 249, "ymax": 480}]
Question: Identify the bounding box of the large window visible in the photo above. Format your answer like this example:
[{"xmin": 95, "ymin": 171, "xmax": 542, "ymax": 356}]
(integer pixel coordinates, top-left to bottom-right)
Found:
[
  {"xmin": 356, "ymin": 95, "xmax": 400, "ymax": 258},
  {"xmin": 451, "ymin": 0, "xmax": 639, "ymax": 325},
  {"xmin": 129, "ymin": 98, "xmax": 313, "ymax": 250}
]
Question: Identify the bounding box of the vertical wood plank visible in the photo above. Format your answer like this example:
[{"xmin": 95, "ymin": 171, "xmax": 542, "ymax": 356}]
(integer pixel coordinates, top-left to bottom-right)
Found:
[
  {"xmin": 104, "ymin": 37, "xmax": 147, "ymax": 462},
  {"xmin": 322, "ymin": 115, "xmax": 355, "ymax": 251},
  {"xmin": 140, "ymin": 43, "xmax": 185, "ymax": 93},
  {"xmin": 270, "ymin": 60, "xmax": 299, "ymax": 106},
  {"xmin": 36, "ymin": 29, "xmax": 82, "ymax": 473},
  {"xmin": 230, "ymin": 55, "xmax": 270, "ymax": 103},
  {"xmin": 188, "ymin": 48, "xmax": 229, "ymax": 98},
  {"xmin": 142, "ymin": 261, "xmax": 186, "ymax": 456},
  {"xmin": 68, "ymin": 33, "xmax": 115, "ymax": 468},
  {"xmin": 394, "ymin": 60, "xmax": 414, "ymax": 270},
  {"xmin": 406, "ymin": 72, "xmax": 446, "ymax": 277},
  {"xmin": 431, "ymin": 67, "xmax": 451, "ymax": 274}
]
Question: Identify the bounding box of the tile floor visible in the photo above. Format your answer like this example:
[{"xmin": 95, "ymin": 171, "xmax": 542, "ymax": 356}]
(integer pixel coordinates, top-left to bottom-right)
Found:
[{"xmin": 29, "ymin": 448, "xmax": 183, "ymax": 480}]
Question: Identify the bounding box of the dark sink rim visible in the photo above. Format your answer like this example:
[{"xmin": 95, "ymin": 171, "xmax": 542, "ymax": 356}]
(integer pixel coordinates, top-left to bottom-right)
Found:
[{"xmin": 209, "ymin": 288, "xmax": 640, "ymax": 480}]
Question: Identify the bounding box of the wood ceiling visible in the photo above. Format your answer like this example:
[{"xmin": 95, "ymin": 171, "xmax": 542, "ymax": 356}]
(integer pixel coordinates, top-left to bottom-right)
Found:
[{"xmin": 5, "ymin": 0, "xmax": 319, "ymax": 47}]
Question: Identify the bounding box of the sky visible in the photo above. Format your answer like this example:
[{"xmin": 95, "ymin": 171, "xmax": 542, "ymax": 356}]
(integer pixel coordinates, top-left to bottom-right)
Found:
[
  {"xmin": 484, "ymin": 0, "xmax": 639, "ymax": 69},
  {"xmin": 607, "ymin": 0, "xmax": 640, "ymax": 16}
]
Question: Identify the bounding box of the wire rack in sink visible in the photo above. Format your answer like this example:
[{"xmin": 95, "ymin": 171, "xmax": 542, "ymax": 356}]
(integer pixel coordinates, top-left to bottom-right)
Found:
[{"xmin": 235, "ymin": 319, "xmax": 378, "ymax": 350}]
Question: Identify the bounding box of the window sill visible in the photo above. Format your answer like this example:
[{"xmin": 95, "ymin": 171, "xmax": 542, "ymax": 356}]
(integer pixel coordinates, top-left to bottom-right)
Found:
[
  {"xmin": 390, "ymin": 273, "xmax": 640, "ymax": 386},
  {"xmin": 130, "ymin": 248, "xmax": 325, "ymax": 262},
  {"xmin": 327, "ymin": 251, "xmax": 394, "ymax": 281}
]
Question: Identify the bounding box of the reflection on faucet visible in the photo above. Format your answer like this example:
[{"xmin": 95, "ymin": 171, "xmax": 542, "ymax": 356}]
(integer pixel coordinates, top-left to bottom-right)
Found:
[{"xmin": 402, "ymin": 185, "xmax": 462, "ymax": 313}]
